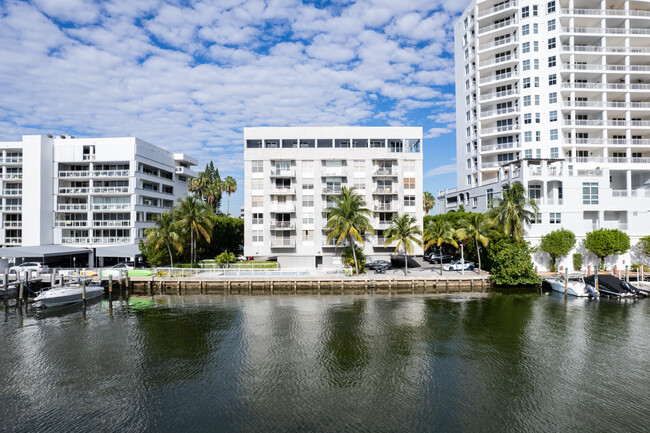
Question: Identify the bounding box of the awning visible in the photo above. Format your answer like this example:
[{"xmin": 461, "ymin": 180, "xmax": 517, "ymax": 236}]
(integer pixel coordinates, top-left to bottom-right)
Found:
[
  {"xmin": 94, "ymin": 244, "xmax": 141, "ymax": 258},
  {"xmin": 0, "ymin": 245, "xmax": 91, "ymax": 258}
]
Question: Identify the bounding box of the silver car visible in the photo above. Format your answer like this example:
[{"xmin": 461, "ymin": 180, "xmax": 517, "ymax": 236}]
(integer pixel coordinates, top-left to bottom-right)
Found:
[{"xmin": 443, "ymin": 260, "xmax": 475, "ymax": 271}]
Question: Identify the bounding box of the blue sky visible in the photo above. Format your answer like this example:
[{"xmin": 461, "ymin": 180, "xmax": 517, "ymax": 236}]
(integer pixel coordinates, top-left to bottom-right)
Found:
[{"xmin": 0, "ymin": 0, "xmax": 468, "ymax": 214}]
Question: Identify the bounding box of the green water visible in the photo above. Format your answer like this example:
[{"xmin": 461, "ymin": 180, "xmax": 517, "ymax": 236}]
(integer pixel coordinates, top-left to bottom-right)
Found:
[{"xmin": 1, "ymin": 293, "xmax": 648, "ymax": 432}]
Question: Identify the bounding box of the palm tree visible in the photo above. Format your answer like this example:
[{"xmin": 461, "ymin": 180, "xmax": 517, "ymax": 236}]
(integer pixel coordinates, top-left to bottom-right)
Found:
[
  {"xmin": 144, "ymin": 212, "xmax": 184, "ymax": 267},
  {"xmin": 458, "ymin": 213, "xmax": 493, "ymax": 274},
  {"xmin": 205, "ymin": 180, "xmax": 222, "ymax": 213},
  {"xmin": 424, "ymin": 219, "xmax": 458, "ymax": 275},
  {"xmin": 223, "ymin": 176, "xmax": 237, "ymax": 215},
  {"xmin": 174, "ymin": 194, "xmax": 214, "ymax": 265},
  {"xmin": 325, "ymin": 187, "xmax": 374, "ymax": 274},
  {"xmin": 488, "ymin": 183, "xmax": 539, "ymax": 242},
  {"xmin": 384, "ymin": 214, "xmax": 422, "ymax": 275},
  {"xmin": 423, "ymin": 191, "xmax": 436, "ymax": 215}
]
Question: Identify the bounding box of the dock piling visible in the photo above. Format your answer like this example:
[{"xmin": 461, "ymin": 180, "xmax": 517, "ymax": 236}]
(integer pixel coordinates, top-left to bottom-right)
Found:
[
  {"xmin": 108, "ymin": 274, "xmax": 113, "ymax": 307},
  {"xmin": 18, "ymin": 279, "xmax": 24, "ymax": 308},
  {"xmin": 81, "ymin": 279, "xmax": 87, "ymax": 308}
]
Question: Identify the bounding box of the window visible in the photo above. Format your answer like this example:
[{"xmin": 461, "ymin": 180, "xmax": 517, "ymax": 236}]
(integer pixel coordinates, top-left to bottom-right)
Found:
[
  {"xmin": 548, "ymin": 38, "xmax": 556, "ymax": 50},
  {"xmin": 302, "ymin": 212, "xmax": 314, "ymax": 225},
  {"xmin": 300, "ymin": 139, "xmax": 315, "ymax": 148},
  {"xmin": 472, "ymin": 197, "xmax": 478, "ymax": 208},
  {"xmin": 525, "ymin": 132, "xmax": 532, "ymax": 142},
  {"xmin": 370, "ymin": 139, "xmax": 385, "ymax": 148},
  {"xmin": 465, "ymin": 80, "xmax": 470, "ymax": 90},
  {"xmin": 404, "ymin": 196, "xmax": 416, "ymax": 207},
  {"xmin": 252, "ymin": 230, "xmax": 263, "ymax": 243},
  {"xmin": 466, "ymin": 127, "xmax": 471, "ymax": 137},
  {"xmin": 534, "ymin": 77, "xmax": 539, "ymax": 87},
  {"xmin": 466, "ymin": 143, "xmax": 471, "ymax": 153},
  {"xmin": 533, "ymin": 5, "xmax": 538, "ymax": 15},
  {"xmin": 525, "ymin": 149, "xmax": 533, "ymax": 158},
  {"xmin": 403, "ymin": 160, "xmax": 416, "ymax": 173},
  {"xmin": 354, "ymin": 160, "xmax": 365, "ymax": 175},
  {"xmin": 302, "ymin": 230, "xmax": 314, "ymax": 241},
  {"xmin": 548, "ymin": 19, "xmax": 556, "ymax": 31},
  {"xmin": 524, "ymin": 113, "xmax": 532, "ymax": 124},
  {"xmin": 251, "ymin": 161, "xmax": 263, "ymax": 173},
  {"xmin": 524, "ymin": 95, "xmax": 531, "ymax": 106},
  {"xmin": 523, "ymin": 78, "xmax": 531, "ymax": 88},
  {"xmin": 246, "ymin": 139, "xmax": 262, "ymax": 148},
  {"xmin": 536, "ymin": 149, "xmax": 541, "ymax": 159},
  {"xmin": 465, "ymin": 64, "xmax": 470, "ymax": 74},
  {"xmin": 533, "ymin": 41, "xmax": 538, "ymax": 52},
  {"xmin": 404, "ymin": 178, "xmax": 415, "ymax": 189},
  {"xmin": 550, "ymin": 213, "xmax": 561, "ymax": 224},
  {"xmin": 523, "ymin": 42, "xmax": 530, "ymax": 53},
  {"xmin": 252, "ymin": 213, "xmax": 263, "ymax": 224},
  {"xmin": 549, "ymin": 92, "xmax": 557, "ymax": 103},
  {"xmin": 252, "ymin": 196, "xmax": 264, "ymax": 208},
  {"xmin": 466, "ymin": 111, "xmax": 471, "ymax": 121},
  {"xmin": 551, "ymin": 147, "xmax": 559, "ymax": 158},
  {"xmin": 531, "ymin": 213, "xmax": 541, "ymax": 224},
  {"xmin": 467, "ymin": 175, "xmax": 472, "ymax": 185},
  {"xmin": 466, "ymin": 95, "xmax": 470, "ymax": 106},
  {"xmin": 251, "ymin": 179, "xmax": 263, "ymax": 190},
  {"xmin": 536, "ymin": 131, "xmax": 541, "ymax": 142},
  {"xmin": 550, "ymin": 129, "xmax": 558, "ymax": 140},
  {"xmin": 466, "ymin": 159, "xmax": 472, "ymax": 169},
  {"xmin": 487, "ymin": 188, "xmax": 494, "ymax": 204},
  {"xmin": 535, "ymin": 113, "xmax": 540, "ymax": 123},
  {"xmin": 522, "ymin": 24, "xmax": 530, "ymax": 35},
  {"xmin": 549, "ymin": 110, "xmax": 557, "ymax": 122},
  {"xmin": 549, "ymin": 74, "xmax": 557, "ymax": 86},
  {"xmin": 282, "ymin": 139, "xmax": 297, "ymax": 148},
  {"xmin": 464, "ymin": 49, "xmax": 469, "ymax": 60},
  {"xmin": 334, "ymin": 139, "xmax": 350, "ymax": 148},
  {"xmin": 522, "ymin": 6, "xmax": 529, "ymax": 18},
  {"xmin": 302, "ymin": 181, "xmax": 314, "ymax": 190},
  {"xmin": 534, "ymin": 59, "xmax": 539, "ymax": 70},
  {"xmin": 547, "ymin": 1, "xmax": 556, "ymax": 13},
  {"xmin": 583, "ymin": 182, "xmax": 599, "ymax": 205},
  {"xmin": 302, "ymin": 197, "xmax": 314, "ymax": 207},
  {"xmin": 352, "ymin": 139, "xmax": 367, "ymax": 148},
  {"xmin": 535, "ymin": 95, "xmax": 540, "ymax": 105},
  {"xmin": 548, "ymin": 56, "xmax": 556, "ymax": 67},
  {"xmin": 523, "ymin": 60, "xmax": 530, "ymax": 71},
  {"xmin": 533, "ymin": 23, "xmax": 538, "ymax": 34}
]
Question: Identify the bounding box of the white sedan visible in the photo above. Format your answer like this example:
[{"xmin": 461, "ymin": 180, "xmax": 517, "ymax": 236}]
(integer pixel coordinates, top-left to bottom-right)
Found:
[{"xmin": 443, "ymin": 260, "xmax": 475, "ymax": 271}]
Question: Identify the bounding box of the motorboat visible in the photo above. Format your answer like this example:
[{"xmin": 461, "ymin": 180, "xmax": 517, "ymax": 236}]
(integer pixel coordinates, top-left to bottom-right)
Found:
[
  {"xmin": 583, "ymin": 274, "xmax": 649, "ymax": 299},
  {"xmin": 545, "ymin": 274, "xmax": 599, "ymax": 298},
  {"xmin": 34, "ymin": 283, "xmax": 105, "ymax": 307}
]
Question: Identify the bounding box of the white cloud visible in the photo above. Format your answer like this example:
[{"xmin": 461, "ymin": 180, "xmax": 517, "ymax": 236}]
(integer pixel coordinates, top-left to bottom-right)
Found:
[
  {"xmin": 425, "ymin": 126, "xmax": 454, "ymax": 138},
  {"xmin": 425, "ymin": 163, "xmax": 456, "ymax": 178}
]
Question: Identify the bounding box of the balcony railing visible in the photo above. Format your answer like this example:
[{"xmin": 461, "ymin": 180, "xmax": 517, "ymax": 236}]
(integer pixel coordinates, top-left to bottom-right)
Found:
[
  {"xmin": 562, "ymin": 45, "xmax": 650, "ymax": 54},
  {"xmin": 59, "ymin": 170, "xmax": 90, "ymax": 178},
  {"xmin": 564, "ymin": 138, "xmax": 650, "ymax": 146},
  {"xmin": 270, "ymin": 238, "xmax": 296, "ymax": 248},
  {"xmin": 562, "ymin": 26, "xmax": 650, "ymax": 36},
  {"xmin": 373, "ymin": 167, "xmax": 397, "ymax": 176},
  {"xmin": 322, "ymin": 187, "xmax": 342, "ymax": 194},
  {"xmin": 269, "ymin": 203, "xmax": 296, "ymax": 213},
  {"xmin": 4, "ymin": 205, "xmax": 22, "ymax": 211},
  {"xmin": 478, "ymin": 19, "xmax": 516, "ymax": 35},
  {"xmin": 5, "ymin": 237, "xmax": 21, "ymax": 245},
  {"xmin": 320, "ymin": 167, "xmax": 345, "ymax": 176},
  {"xmin": 92, "ymin": 170, "xmax": 130, "ymax": 177},
  {"xmin": 481, "ymin": 142, "xmax": 518, "ymax": 152},
  {"xmin": 3, "ymin": 173, "xmax": 22, "ymax": 179},
  {"xmin": 577, "ymin": 169, "xmax": 603, "ymax": 177},
  {"xmin": 62, "ymin": 237, "xmax": 90, "ymax": 244},
  {"xmin": 478, "ymin": 53, "xmax": 518, "ymax": 68},
  {"xmin": 2, "ymin": 189, "xmax": 22, "ymax": 195},
  {"xmin": 374, "ymin": 220, "xmax": 392, "ymax": 229},
  {"xmin": 269, "ymin": 221, "xmax": 295, "ymax": 230},
  {"xmin": 562, "ymin": 63, "xmax": 650, "ymax": 73},
  {"xmin": 481, "ymin": 124, "xmax": 519, "ymax": 135},
  {"xmin": 563, "ymin": 120, "xmax": 650, "ymax": 128},
  {"xmin": 91, "ymin": 203, "xmax": 131, "ymax": 211},
  {"xmin": 546, "ymin": 198, "xmax": 564, "ymax": 205},
  {"xmin": 479, "ymin": 88, "xmax": 519, "ymax": 102},
  {"xmin": 563, "ymin": 101, "xmax": 650, "ymax": 109},
  {"xmin": 91, "ymin": 187, "xmax": 129, "ymax": 194},
  {"xmin": 4, "ymin": 222, "xmax": 21, "ymax": 228},
  {"xmin": 478, "ymin": 0, "xmax": 517, "ymax": 19},
  {"xmin": 478, "ymin": 35, "xmax": 518, "ymax": 52},
  {"xmin": 55, "ymin": 221, "xmax": 88, "ymax": 227},
  {"xmin": 269, "ymin": 186, "xmax": 296, "ymax": 195},
  {"xmin": 92, "ymin": 237, "xmax": 132, "ymax": 244},
  {"xmin": 561, "ymin": 8, "xmax": 650, "ymax": 18},
  {"xmin": 93, "ymin": 220, "xmax": 131, "ymax": 227},
  {"xmin": 562, "ymin": 82, "xmax": 650, "ymax": 91},
  {"xmin": 479, "ymin": 71, "xmax": 518, "ymax": 85},
  {"xmin": 480, "ymin": 106, "xmax": 519, "ymax": 118},
  {"xmin": 58, "ymin": 187, "xmax": 89, "ymax": 194},
  {"xmin": 481, "ymin": 162, "xmax": 499, "ymax": 169},
  {"xmin": 3, "ymin": 157, "xmax": 22, "ymax": 164},
  {"xmin": 270, "ymin": 167, "xmax": 295, "ymax": 177},
  {"xmin": 82, "ymin": 154, "xmax": 96, "ymax": 161},
  {"xmin": 374, "ymin": 237, "xmax": 395, "ymax": 247},
  {"xmin": 372, "ymin": 187, "xmax": 397, "ymax": 194},
  {"xmin": 373, "ymin": 203, "xmax": 395, "ymax": 211},
  {"xmin": 57, "ymin": 204, "xmax": 88, "ymax": 211}
]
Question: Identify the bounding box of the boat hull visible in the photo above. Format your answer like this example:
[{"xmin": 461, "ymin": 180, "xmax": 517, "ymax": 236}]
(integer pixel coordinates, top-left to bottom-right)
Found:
[
  {"xmin": 546, "ymin": 279, "xmax": 591, "ymax": 297},
  {"xmin": 35, "ymin": 286, "xmax": 105, "ymax": 307}
]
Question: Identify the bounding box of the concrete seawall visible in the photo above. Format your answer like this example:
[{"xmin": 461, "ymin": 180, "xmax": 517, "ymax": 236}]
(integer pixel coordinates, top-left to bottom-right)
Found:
[{"xmin": 128, "ymin": 276, "xmax": 492, "ymax": 296}]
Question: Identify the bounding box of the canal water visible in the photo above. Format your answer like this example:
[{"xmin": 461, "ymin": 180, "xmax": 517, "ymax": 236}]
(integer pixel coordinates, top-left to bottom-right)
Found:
[{"xmin": 1, "ymin": 293, "xmax": 648, "ymax": 432}]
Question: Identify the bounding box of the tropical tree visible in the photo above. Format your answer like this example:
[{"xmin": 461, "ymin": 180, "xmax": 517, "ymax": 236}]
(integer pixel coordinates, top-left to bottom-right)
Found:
[
  {"xmin": 144, "ymin": 212, "xmax": 183, "ymax": 267},
  {"xmin": 424, "ymin": 219, "xmax": 458, "ymax": 275},
  {"xmin": 423, "ymin": 191, "xmax": 436, "ymax": 215},
  {"xmin": 384, "ymin": 214, "xmax": 422, "ymax": 275},
  {"xmin": 584, "ymin": 228, "xmax": 630, "ymax": 270},
  {"xmin": 458, "ymin": 213, "xmax": 493, "ymax": 273},
  {"xmin": 174, "ymin": 194, "xmax": 214, "ymax": 265},
  {"xmin": 325, "ymin": 187, "xmax": 374, "ymax": 275},
  {"xmin": 223, "ymin": 176, "xmax": 238, "ymax": 215},
  {"xmin": 488, "ymin": 183, "xmax": 539, "ymax": 242},
  {"xmin": 204, "ymin": 180, "xmax": 223, "ymax": 213},
  {"xmin": 539, "ymin": 229, "xmax": 576, "ymax": 272},
  {"xmin": 189, "ymin": 161, "xmax": 223, "ymax": 212},
  {"xmin": 452, "ymin": 228, "xmax": 469, "ymax": 274}
]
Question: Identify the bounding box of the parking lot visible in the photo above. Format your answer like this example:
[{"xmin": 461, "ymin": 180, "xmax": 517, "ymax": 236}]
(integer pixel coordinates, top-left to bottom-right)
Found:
[{"xmin": 364, "ymin": 257, "xmax": 487, "ymax": 279}]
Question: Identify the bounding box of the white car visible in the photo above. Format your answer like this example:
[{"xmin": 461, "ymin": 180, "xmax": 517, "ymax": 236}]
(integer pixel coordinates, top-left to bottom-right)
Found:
[
  {"xmin": 443, "ymin": 260, "xmax": 475, "ymax": 271},
  {"xmin": 100, "ymin": 263, "xmax": 135, "ymax": 278},
  {"xmin": 9, "ymin": 262, "xmax": 48, "ymax": 274}
]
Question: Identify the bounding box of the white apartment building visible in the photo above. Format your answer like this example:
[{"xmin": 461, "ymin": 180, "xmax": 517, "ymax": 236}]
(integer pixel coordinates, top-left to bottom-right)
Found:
[
  {"xmin": 244, "ymin": 127, "xmax": 424, "ymax": 269},
  {"xmin": 0, "ymin": 134, "xmax": 197, "ymax": 259},
  {"xmin": 439, "ymin": 0, "xmax": 650, "ymax": 269}
]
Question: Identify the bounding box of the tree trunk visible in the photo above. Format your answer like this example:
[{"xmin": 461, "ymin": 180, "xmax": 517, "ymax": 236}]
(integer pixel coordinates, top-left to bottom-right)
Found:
[
  {"xmin": 439, "ymin": 246, "xmax": 443, "ymax": 275},
  {"xmin": 227, "ymin": 193, "xmax": 231, "ymax": 215},
  {"xmin": 460, "ymin": 243, "xmax": 465, "ymax": 276},
  {"xmin": 404, "ymin": 245, "xmax": 408, "ymax": 276},
  {"xmin": 349, "ymin": 235, "xmax": 358, "ymax": 275},
  {"xmin": 475, "ymin": 238, "xmax": 482, "ymax": 274},
  {"xmin": 191, "ymin": 229, "xmax": 195, "ymax": 265},
  {"xmin": 167, "ymin": 243, "xmax": 174, "ymax": 268}
]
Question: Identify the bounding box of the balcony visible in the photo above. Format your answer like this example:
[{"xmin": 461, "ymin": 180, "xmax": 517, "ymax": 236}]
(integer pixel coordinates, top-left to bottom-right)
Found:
[
  {"xmin": 320, "ymin": 167, "xmax": 345, "ymax": 176},
  {"xmin": 562, "ymin": 63, "xmax": 650, "ymax": 73},
  {"xmin": 55, "ymin": 220, "xmax": 89, "ymax": 228},
  {"xmin": 481, "ymin": 142, "xmax": 517, "ymax": 152},
  {"xmin": 3, "ymin": 157, "xmax": 22, "ymax": 164},
  {"xmin": 270, "ymin": 238, "xmax": 296, "ymax": 248},
  {"xmin": 3, "ymin": 173, "xmax": 22, "ymax": 180},
  {"xmin": 562, "ymin": 26, "xmax": 650, "ymax": 36},
  {"xmin": 478, "ymin": 19, "xmax": 516, "ymax": 35},
  {"xmin": 92, "ymin": 237, "xmax": 132, "ymax": 244},
  {"xmin": 373, "ymin": 202, "xmax": 396, "ymax": 211},
  {"xmin": 93, "ymin": 220, "xmax": 131, "ymax": 227},
  {"xmin": 57, "ymin": 204, "xmax": 88, "ymax": 211},
  {"xmin": 372, "ymin": 187, "xmax": 397, "ymax": 195},
  {"xmin": 374, "ymin": 237, "xmax": 394, "ymax": 247},
  {"xmin": 478, "ymin": 53, "xmax": 518, "ymax": 68},
  {"xmin": 561, "ymin": 45, "xmax": 650, "ymax": 55},
  {"xmin": 548, "ymin": 167, "xmax": 563, "ymax": 176},
  {"xmin": 269, "ymin": 221, "xmax": 295, "ymax": 230},
  {"xmin": 479, "ymin": 88, "xmax": 519, "ymax": 102},
  {"xmin": 546, "ymin": 198, "xmax": 564, "ymax": 205},
  {"xmin": 58, "ymin": 187, "xmax": 89, "ymax": 195},
  {"xmin": 4, "ymin": 205, "xmax": 22, "ymax": 212},
  {"xmin": 91, "ymin": 203, "xmax": 132, "ymax": 211},
  {"xmin": 481, "ymin": 162, "xmax": 499, "ymax": 170},
  {"xmin": 62, "ymin": 237, "xmax": 90, "ymax": 244},
  {"xmin": 59, "ymin": 170, "xmax": 90, "ymax": 178},
  {"xmin": 92, "ymin": 187, "xmax": 130, "ymax": 194},
  {"xmin": 372, "ymin": 167, "xmax": 397, "ymax": 176},
  {"xmin": 561, "ymin": 8, "xmax": 650, "ymax": 18},
  {"xmin": 270, "ymin": 167, "xmax": 295, "ymax": 177},
  {"xmin": 5, "ymin": 237, "xmax": 21, "ymax": 245},
  {"xmin": 479, "ymin": 71, "xmax": 518, "ymax": 85},
  {"xmin": 577, "ymin": 169, "xmax": 603, "ymax": 177},
  {"xmin": 374, "ymin": 220, "xmax": 392, "ymax": 229},
  {"xmin": 322, "ymin": 187, "xmax": 342, "ymax": 195},
  {"xmin": 481, "ymin": 124, "xmax": 519, "ymax": 135},
  {"xmin": 563, "ymin": 101, "xmax": 650, "ymax": 110},
  {"xmin": 480, "ymin": 106, "xmax": 519, "ymax": 119},
  {"xmin": 478, "ymin": 35, "xmax": 518, "ymax": 52},
  {"xmin": 92, "ymin": 170, "xmax": 130, "ymax": 177},
  {"xmin": 477, "ymin": 0, "xmax": 517, "ymax": 19},
  {"xmin": 3, "ymin": 221, "xmax": 21, "ymax": 228},
  {"xmin": 2, "ymin": 189, "xmax": 22, "ymax": 196},
  {"xmin": 270, "ymin": 186, "xmax": 296, "ymax": 195},
  {"xmin": 269, "ymin": 203, "xmax": 296, "ymax": 213},
  {"xmin": 562, "ymin": 82, "xmax": 650, "ymax": 91}
]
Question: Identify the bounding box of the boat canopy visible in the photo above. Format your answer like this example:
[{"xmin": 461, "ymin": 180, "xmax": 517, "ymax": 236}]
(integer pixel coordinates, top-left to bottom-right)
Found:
[{"xmin": 0, "ymin": 245, "xmax": 90, "ymax": 259}]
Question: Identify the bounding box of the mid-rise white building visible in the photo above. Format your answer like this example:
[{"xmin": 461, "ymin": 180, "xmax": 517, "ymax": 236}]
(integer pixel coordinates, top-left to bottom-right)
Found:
[
  {"xmin": 439, "ymin": 0, "xmax": 650, "ymax": 269},
  {"xmin": 0, "ymin": 134, "xmax": 197, "ymax": 260},
  {"xmin": 244, "ymin": 127, "xmax": 424, "ymax": 269}
]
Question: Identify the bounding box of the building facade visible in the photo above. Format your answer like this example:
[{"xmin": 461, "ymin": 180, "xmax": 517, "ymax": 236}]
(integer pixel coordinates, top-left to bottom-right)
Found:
[
  {"xmin": 0, "ymin": 134, "xmax": 197, "ymax": 255},
  {"xmin": 244, "ymin": 127, "xmax": 424, "ymax": 269},
  {"xmin": 439, "ymin": 0, "xmax": 650, "ymax": 269}
]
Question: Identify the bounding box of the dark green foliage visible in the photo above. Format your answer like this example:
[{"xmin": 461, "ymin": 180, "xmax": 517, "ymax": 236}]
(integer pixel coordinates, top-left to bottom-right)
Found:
[
  {"xmin": 342, "ymin": 246, "xmax": 366, "ymax": 274},
  {"xmin": 198, "ymin": 216, "xmax": 244, "ymax": 258},
  {"xmin": 573, "ymin": 253, "xmax": 583, "ymax": 271},
  {"xmin": 638, "ymin": 235, "xmax": 650, "ymax": 258},
  {"xmin": 539, "ymin": 229, "xmax": 576, "ymax": 271},
  {"xmin": 487, "ymin": 236, "xmax": 540, "ymax": 286},
  {"xmin": 139, "ymin": 239, "xmax": 168, "ymax": 267},
  {"xmin": 584, "ymin": 229, "xmax": 630, "ymax": 269},
  {"xmin": 215, "ymin": 251, "xmax": 236, "ymax": 265}
]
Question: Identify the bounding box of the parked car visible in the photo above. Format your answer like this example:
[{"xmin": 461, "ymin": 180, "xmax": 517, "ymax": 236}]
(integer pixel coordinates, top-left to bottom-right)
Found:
[
  {"xmin": 9, "ymin": 262, "xmax": 48, "ymax": 274},
  {"xmin": 427, "ymin": 254, "xmax": 454, "ymax": 264},
  {"xmin": 101, "ymin": 262, "xmax": 135, "ymax": 278},
  {"xmin": 443, "ymin": 260, "xmax": 475, "ymax": 271},
  {"xmin": 366, "ymin": 260, "xmax": 392, "ymax": 270},
  {"xmin": 112, "ymin": 262, "xmax": 135, "ymax": 271}
]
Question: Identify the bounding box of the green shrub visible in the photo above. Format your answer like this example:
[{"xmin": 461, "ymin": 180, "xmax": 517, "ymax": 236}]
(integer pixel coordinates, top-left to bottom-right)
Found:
[
  {"xmin": 539, "ymin": 229, "xmax": 576, "ymax": 272},
  {"xmin": 215, "ymin": 251, "xmax": 237, "ymax": 266},
  {"xmin": 488, "ymin": 238, "xmax": 540, "ymax": 286},
  {"xmin": 638, "ymin": 236, "xmax": 650, "ymax": 257},
  {"xmin": 631, "ymin": 263, "xmax": 650, "ymax": 272},
  {"xmin": 573, "ymin": 253, "xmax": 583, "ymax": 271},
  {"xmin": 584, "ymin": 229, "xmax": 630, "ymax": 270},
  {"xmin": 155, "ymin": 270, "xmax": 168, "ymax": 277},
  {"xmin": 341, "ymin": 246, "xmax": 365, "ymax": 274}
]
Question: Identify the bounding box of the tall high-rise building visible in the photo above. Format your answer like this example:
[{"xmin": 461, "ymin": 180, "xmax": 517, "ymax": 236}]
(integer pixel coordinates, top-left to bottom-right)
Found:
[
  {"xmin": 244, "ymin": 127, "xmax": 424, "ymax": 269},
  {"xmin": 0, "ymin": 134, "xmax": 197, "ymax": 260},
  {"xmin": 440, "ymin": 0, "xmax": 650, "ymax": 268}
]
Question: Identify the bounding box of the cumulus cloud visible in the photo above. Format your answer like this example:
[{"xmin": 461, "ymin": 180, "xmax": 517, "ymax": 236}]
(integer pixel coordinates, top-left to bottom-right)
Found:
[
  {"xmin": 0, "ymin": 0, "xmax": 466, "ymax": 208},
  {"xmin": 425, "ymin": 163, "xmax": 456, "ymax": 178}
]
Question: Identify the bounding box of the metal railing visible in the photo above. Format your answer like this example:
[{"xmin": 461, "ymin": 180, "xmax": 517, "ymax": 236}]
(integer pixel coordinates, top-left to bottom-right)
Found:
[
  {"xmin": 478, "ymin": 35, "xmax": 518, "ymax": 51},
  {"xmin": 562, "ymin": 63, "xmax": 650, "ymax": 72},
  {"xmin": 478, "ymin": 19, "xmax": 516, "ymax": 35},
  {"xmin": 373, "ymin": 167, "xmax": 396, "ymax": 176},
  {"xmin": 57, "ymin": 204, "xmax": 88, "ymax": 211},
  {"xmin": 481, "ymin": 124, "xmax": 519, "ymax": 134},
  {"xmin": 321, "ymin": 168, "xmax": 345, "ymax": 176},
  {"xmin": 270, "ymin": 238, "xmax": 296, "ymax": 248},
  {"xmin": 91, "ymin": 186, "xmax": 129, "ymax": 194},
  {"xmin": 562, "ymin": 26, "xmax": 650, "ymax": 35},
  {"xmin": 479, "ymin": 71, "xmax": 518, "ymax": 85},
  {"xmin": 3, "ymin": 157, "xmax": 22, "ymax": 163},
  {"xmin": 62, "ymin": 238, "xmax": 91, "ymax": 244},
  {"xmin": 55, "ymin": 221, "xmax": 88, "ymax": 227},
  {"xmin": 478, "ymin": 0, "xmax": 517, "ymax": 18},
  {"xmin": 321, "ymin": 187, "xmax": 342, "ymax": 194},
  {"xmin": 480, "ymin": 106, "xmax": 519, "ymax": 118},
  {"xmin": 153, "ymin": 266, "xmax": 346, "ymax": 278},
  {"xmin": 270, "ymin": 186, "xmax": 296, "ymax": 195},
  {"xmin": 562, "ymin": 45, "xmax": 650, "ymax": 54},
  {"xmin": 562, "ymin": 8, "xmax": 650, "ymax": 18},
  {"xmin": 478, "ymin": 53, "xmax": 518, "ymax": 68},
  {"xmin": 91, "ymin": 203, "xmax": 131, "ymax": 211},
  {"xmin": 92, "ymin": 170, "xmax": 130, "ymax": 177},
  {"xmin": 373, "ymin": 203, "xmax": 395, "ymax": 211},
  {"xmin": 92, "ymin": 237, "xmax": 132, "ymax": 244},
  {"xmin": 270, "ymin": 167, "xmax": 295, "ymax": 177},
  {"xmin": 269, "ymin": 221, "xmax": 295, "ymax": 230},
  {"xmin": 2, "ymin": 189, "xmax": 22, "ymax": 195},
  {"xmin": 479, "ymin": 88, "xmax": 519, "ymax": 102},
  {"xmin": 269, "ymin": 203, "xmax": 296, "ymax": 213},
  {"xmin": 4, "ymin": 222, "xmax": 21, "ymax": 228},
  {"xmin": 93, "ymin": 220, "xmax": 131, "ymax": 227},
  {"xmin": 58, "ymin": 187, "xmax": 89, "ymax": 194},
  {"xmin": 3, "ymin": 173, "xmax": 22, "ymax": 179},
  {"xmin": 59, "ymin": 170, "xmax": 90, "ymax": 177}
]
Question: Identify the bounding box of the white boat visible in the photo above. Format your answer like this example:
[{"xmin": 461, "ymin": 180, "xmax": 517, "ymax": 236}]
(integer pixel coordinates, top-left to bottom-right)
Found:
[
  {"xmin": 34, "ymin": 284, "xmax": 105, "ymax": 307},
  {"xmin": 545, "ymin": 274, "xmax": 599, "ymax": 298}
]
